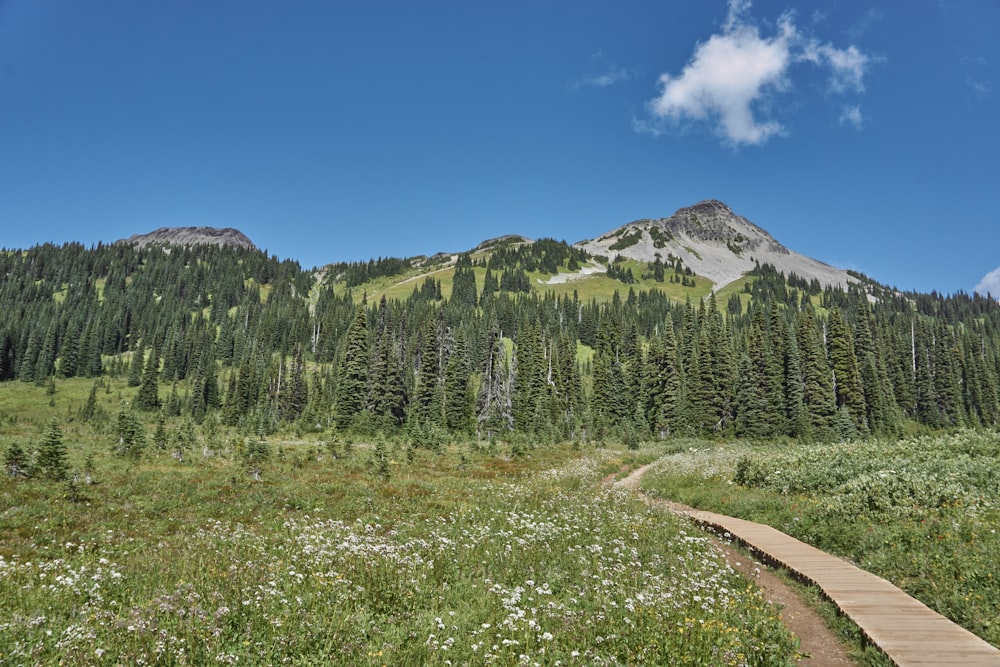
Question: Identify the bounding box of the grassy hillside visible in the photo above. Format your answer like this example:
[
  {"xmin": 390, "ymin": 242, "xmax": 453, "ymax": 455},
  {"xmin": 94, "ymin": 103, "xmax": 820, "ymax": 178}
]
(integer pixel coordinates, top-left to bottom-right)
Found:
[{"xmin": 338, "ymin": 253, "xmax": 716, "ymax": 305}]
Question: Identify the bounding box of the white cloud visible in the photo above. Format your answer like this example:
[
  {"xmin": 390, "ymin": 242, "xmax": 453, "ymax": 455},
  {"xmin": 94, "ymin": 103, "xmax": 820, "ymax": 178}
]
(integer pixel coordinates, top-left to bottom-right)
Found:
[
  {"xmin": 569, "ymin": 52, "xmax": 632, "ymax": 91},
  {"xmin": 643, "ymin": 0, "xmax": 872, "ymax": 147},
  {"xmin": 839, "ymin": 104, "xmax": 862, "ymax": 128},
  {"xmin": 580, "ymin": 67, "xmax": 631, "ymax": 89},
  {"xmin": 803, "ymin": 43, "xmax": 869, "ymax": 93},
  {"xmin": 974, "ymin": 266, "xmax": 1000, "ymax": 298}
]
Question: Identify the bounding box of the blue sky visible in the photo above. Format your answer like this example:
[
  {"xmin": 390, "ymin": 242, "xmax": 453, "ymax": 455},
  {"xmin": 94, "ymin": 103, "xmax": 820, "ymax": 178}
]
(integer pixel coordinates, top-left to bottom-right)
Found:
[{"xmin": 1, "ymin": 0, "xmax": 998, "ymax": 296}]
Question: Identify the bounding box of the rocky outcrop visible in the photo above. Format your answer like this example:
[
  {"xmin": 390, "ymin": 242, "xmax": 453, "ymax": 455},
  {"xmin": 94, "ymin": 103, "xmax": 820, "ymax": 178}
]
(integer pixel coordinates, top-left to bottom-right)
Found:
[{"xmin": 117, "ymin": 227, "xmax": 256, "ymax": 250}]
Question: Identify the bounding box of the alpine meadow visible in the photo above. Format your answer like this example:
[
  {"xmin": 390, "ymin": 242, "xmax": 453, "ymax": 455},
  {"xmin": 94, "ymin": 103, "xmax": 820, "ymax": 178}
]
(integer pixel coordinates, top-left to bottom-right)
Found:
[{"xmin": 2, "ymin": 201, "xmax": 1000, "ymax": 664}]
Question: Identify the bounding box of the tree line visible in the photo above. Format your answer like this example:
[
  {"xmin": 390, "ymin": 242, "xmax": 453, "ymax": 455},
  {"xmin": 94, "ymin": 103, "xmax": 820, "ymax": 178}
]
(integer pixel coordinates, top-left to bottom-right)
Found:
[{"xmin": 2, "ymin": 240, "xmax": 1000, "ymax": 446}]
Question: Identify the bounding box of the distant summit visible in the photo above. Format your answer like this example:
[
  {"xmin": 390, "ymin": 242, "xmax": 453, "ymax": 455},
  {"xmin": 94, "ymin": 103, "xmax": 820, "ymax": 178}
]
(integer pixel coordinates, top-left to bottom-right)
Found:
[
  {"xmin": 576, "ymin": 200, "xmax": 853, "ymax": 290},
  {"xmin": 116, "ymin": 226, "xmax": 256, "ymax": 250}
]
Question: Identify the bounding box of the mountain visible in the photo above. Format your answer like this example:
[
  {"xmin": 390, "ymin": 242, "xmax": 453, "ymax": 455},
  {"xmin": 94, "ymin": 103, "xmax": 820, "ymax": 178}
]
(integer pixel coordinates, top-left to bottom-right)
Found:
[
  {"xmin": 575, "ymin": 200, "xmax": 853, "ymax": 290},
  {"xmin": 116, "ymin": 226, "xmax": 256, "ymax": 250}
]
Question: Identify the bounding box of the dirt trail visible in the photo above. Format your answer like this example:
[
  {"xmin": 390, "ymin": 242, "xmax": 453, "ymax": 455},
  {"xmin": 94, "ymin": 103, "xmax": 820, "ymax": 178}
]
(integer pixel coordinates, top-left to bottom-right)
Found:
[{"xmin": 613, "ymin": 464, "xmax": 854, "ymax": 667}]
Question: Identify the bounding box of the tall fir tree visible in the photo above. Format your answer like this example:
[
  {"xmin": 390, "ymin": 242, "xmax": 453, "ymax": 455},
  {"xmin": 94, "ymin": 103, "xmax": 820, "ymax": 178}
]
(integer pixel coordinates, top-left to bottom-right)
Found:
[
  {"xmin": 334, "ymin": 304, "xmax": 370, "ymax": 429},
  {"xmin": 827, "ymin": 309, "xmax": 867, "ymax": 433},
  {"xmin": 135, "ymin": 346, "xmax": 162, "ymax": 410},
  {"xmin": 368, "ymin": 296, "xmax": 408, "ymax": 426},
  {"xmin": 443, "ymin": 331, "xmax": 472, "ymax": 432},
  {"xmin": 411, "ymin": 322, "xmax": 444, "ymax": 425},
  {"xmin": 796, "ymin": 311, "xmax": 836, "ymax": 439}
]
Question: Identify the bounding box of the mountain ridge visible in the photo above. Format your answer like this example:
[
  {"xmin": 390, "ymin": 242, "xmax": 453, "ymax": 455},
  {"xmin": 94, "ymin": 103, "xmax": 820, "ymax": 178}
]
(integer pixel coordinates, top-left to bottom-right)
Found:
[{"xmin": 108, "ymin": 202, "xmax": 852, "ymax": 296}]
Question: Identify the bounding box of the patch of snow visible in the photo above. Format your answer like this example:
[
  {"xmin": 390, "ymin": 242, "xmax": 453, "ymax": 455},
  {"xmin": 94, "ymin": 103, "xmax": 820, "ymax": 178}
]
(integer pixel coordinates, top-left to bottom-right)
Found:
[{"xmin": 539, "ymin": 261, "xmax": 607, "ymax": 285}]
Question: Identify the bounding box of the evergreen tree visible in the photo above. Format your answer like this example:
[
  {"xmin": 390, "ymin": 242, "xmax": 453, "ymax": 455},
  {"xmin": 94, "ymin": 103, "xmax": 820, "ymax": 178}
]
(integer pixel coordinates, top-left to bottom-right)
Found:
[
  {"xmin": 34, "ymin": 322, "xmax": 58, "ymax": 384},
  {"xmin": 59, "ymin": 321, "xmax": 80, "ymax": 378},
  {"xmin": 4, "ymin": 441, "xmax": 29, "ymax": 478},
  {"xmin": 112, "ymin": 401, "xmax": 146, "ymax": 459},
  {"xmin": 512, "ymin": 321, "xmax": 548, "ymax": 434},
  {"xmin": 553, "ymin": 331, "xmax": 584, "ymax": 438},
  {"xmin": 135, "ymin": 346, "xmax": 162, "ymax": 410},
  {"xmin": 644, "ymin": 326, "xmax": 680, "ymax": 438},
  {"xmin": 412, "ymin": 323, "xmax": 444, "ymax": 425},
  {"xmin": 444, "ymin": 332, "xmax": 473, "ymax": 431},
  {"xmin": 278, "ymin": 344, "xmax": 308, "ymax": 422},
  {"xmin": 590, "ymin": 320, "xmax": 628, "ymax": 436},
  {"xmin": 334, "ymin": 304, "xmax": 370, "ymax": 429},
  {"xmin": 932, "ymin": 322, "xmax": 965, "ymax": 426},
  {"xmin": 80, "ymin": 381, "xmax": 100, "ymax": 422},
  {"xmin": 126, "ymin": 346, "xmax": 144, "ymax": 387},
  {"xmin": 153, "ymin": 412, "xmax": 169, "ymax": 451},
  {"xmin": 796, "ymin": 311, "xmax": 836, "ymax": 439},
  {"xmin": 827, "ymin": 309, "xmax": 867, "ymax": 433},
  {"xmin": 914, "ymin": 331, "xmax": 942, "ymax": 427},
  {"xmin": 37, "ymin": 418, "xmax": 68, "ymax": 481},
  {"xmin": 368, "ymin": 297, "xmax": 408, "ymax": 426},
  {"xmin": 244, "ymin": 433, "xmax": 271, "ymax": 480}
]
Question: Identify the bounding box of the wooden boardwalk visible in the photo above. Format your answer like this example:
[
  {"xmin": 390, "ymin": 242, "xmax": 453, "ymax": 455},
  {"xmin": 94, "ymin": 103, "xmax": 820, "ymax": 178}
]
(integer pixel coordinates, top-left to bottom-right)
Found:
[{"xmin": 677, "ymin": 506, "xmax": 1000, "ymax": 666}]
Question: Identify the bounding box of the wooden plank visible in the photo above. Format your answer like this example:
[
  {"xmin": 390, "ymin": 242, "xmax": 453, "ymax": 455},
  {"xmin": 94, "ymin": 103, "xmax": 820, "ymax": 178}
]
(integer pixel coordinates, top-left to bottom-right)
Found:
[{"xmin": 670, "ymin": 506, "xmax": 1000, "ymax": 666}]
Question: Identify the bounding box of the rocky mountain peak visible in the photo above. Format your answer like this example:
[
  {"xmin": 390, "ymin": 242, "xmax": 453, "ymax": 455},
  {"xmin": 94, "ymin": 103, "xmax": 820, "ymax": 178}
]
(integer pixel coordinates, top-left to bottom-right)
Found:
[
  {"xmin": 575, "ymin": 200, "xmax": 853, "ymax": 290},
  {"xmin": 116, "ymin": 227, "xmax": 256, "ymax": 250},
  {"xmin": 680, "ymin": 199, "xmax": 733, "ymax": 215}
]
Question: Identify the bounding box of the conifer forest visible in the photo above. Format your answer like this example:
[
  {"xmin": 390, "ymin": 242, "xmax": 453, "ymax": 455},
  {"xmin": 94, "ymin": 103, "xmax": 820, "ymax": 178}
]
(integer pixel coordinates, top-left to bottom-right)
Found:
[{"xmin": 2, "ymin": 239, "xmax": 1000, "ymax": 444}]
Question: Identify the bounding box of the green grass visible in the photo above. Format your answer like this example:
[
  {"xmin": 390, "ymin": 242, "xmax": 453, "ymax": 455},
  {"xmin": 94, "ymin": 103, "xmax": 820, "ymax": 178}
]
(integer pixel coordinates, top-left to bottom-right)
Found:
[
  {"xmin": 1, "ymin": 380, "xmax": 800, "ymax": 665},
  {"xmin": 713, "ymin": 275, "xmax": 757, "ymax": 313},
  {"xmin": 535, "ymin": 258, "xmax": 714, "ymax": 303},
  {"xmin": 639, "ymin": 433, "xmax": 1000, "ymax": 650},
  {"xmin": 335, "ymin": 254, "xmax": 719, "ymax": 306}
]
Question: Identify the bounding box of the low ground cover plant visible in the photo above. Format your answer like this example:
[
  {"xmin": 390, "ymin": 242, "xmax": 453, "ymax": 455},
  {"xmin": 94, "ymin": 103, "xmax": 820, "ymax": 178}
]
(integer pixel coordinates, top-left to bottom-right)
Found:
[
  {"xmin": 1, "ymin": 423, "xmax": 797, "ymax": 665},
  {"xmin": 641, "ymin": 431, "xmax": 1000, "ymax": 648}
]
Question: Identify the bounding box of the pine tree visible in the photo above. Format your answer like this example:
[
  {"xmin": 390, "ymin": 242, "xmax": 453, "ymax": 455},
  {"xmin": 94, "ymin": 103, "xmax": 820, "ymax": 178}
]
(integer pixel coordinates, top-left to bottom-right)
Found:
[
  {"xmin": 81, "ymin": 381, "xmax": 99, "ymax": 422},
  {"xmin": 780, "ymin": 322, "xmax": 808, "ymax": 438},
  {"xmin": 412, "ymin": 323, "xmax": 443, "ymax": 425},
  {"xmin": 135, "ymin": 346, "xmax": 162, "ymax": 410},
  {"xmin": 334, "ymin": 304, "xmax": 370, "ymax": 429},
  {"xmin": 932, "ymin": 322, "xmax": 965, "ymax": 426},
  {"xmin": 368, "ymin": 297, "xmax": 408, "ymax": 426},
  {"xmin": 553, "ymin": 331, "xmax": 584, "ymax": 438},
  {"xmin": 112, "ymin": 401, "xmax": 146, "ymax": 459},
  {"xmin": 796, "ymin": 311, "xmax": 836, "ymax": 439},
  {"xmin": 644, "ymin": 326, "xmax": 680, "ymax": 438},
  {"xmin": 153, "ymin": 412, "xmax": 168, "ymax": 451},
  {"xmin": 244, "ymin": 433, "xmax": 271, "ymax": 480},
  {"xmin": 4, "ymin": 442, "xmax": 29, "ymax": 478},
  {"xmin": 914, "ymin": 331, "xmax": 942, "ymax": 427},
  {"xmin": 278, "ymin": 344, "xmax": 308, "ymax": 422},
  {"xmin": 59, "ymin": 321, "xmax": 80, "ymax": 378},
  {"xmin": 126, "ymin": 346, "xmax": 144, "ymax": 387},
  {"xmin": 827, "ymin": 309, "xmax": 867, "ymax": 433},
  {"xmin": 37, "ymin": 418, "xmax": 68, "ymax": 481},
  {"xmin": 734, "ymin": 353, "xmax": 766, "ymax": 437},
  {"xmin": 444, "ymin": 332, "xmax": 472, "ymax": 432},
  {"xmin": 590, "ymin": 320, "xmax": 628, "ymax": 436},
  {"xmin": 512, "ymin": 321, "xmax": 547, "ymax": 434},
  {"xmin": 34, "ymin": 322, "xmax": 58, "ymax": 385}
]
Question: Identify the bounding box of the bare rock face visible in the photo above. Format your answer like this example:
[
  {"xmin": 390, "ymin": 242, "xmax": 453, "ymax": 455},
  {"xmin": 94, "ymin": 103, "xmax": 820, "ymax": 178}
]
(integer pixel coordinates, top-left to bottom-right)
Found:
[
  {"xmin": 576, "ymin": 200, "xmax": 853, "ymax": 290},
  {"xmin": 116, "ymin": 227, "xmax": 256, "ymax": 250}
]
